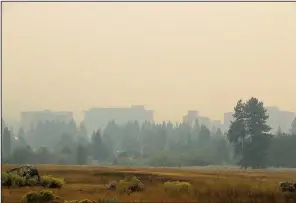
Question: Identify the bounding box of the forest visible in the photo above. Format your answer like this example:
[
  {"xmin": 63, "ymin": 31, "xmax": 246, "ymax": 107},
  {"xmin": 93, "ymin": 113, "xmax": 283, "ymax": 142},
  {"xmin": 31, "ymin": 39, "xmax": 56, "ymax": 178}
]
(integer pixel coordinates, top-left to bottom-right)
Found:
[{"xmin": 2, "ymin": 97, "xmax": 296, "ymax": 168}]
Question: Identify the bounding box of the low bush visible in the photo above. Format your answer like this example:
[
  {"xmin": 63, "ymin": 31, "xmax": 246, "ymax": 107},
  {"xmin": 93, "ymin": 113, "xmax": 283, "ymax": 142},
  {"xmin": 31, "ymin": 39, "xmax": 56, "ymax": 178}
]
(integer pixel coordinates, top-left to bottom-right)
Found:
[
  {"xmin": 116, "ymin": 175, "xmax": 143, "ymax": 193},
  {"xmin": 40, "ymin": 175, "xmax": 64, "ymax": 188},
  {"xmin": 26, "ymin": 178, "xmax": 39, "ymax": 187},
  {"xmin": 2, "ymin": 172, "xmax": 26, "ymax": 187},
  {"xmin": 1, "ymin": 172, "xmax": 64, "ymax": 188},
  {"xmin": 98, "ymin": 198, "xmax": 120, "ymax": 203},
  {"xmin": 65, "ymin": 199, "xmax": 120, "ymax": 203},
  {"xmin": 21, "ymin": 190, "xmax": 57, "ymax": 203},
  {"xmin": 65, "ymin": 200, "xmax": 95, "ymax": 203},
  {"xmin": 164, "ymin": 181, "xmax": 192, "ymax": 194}
]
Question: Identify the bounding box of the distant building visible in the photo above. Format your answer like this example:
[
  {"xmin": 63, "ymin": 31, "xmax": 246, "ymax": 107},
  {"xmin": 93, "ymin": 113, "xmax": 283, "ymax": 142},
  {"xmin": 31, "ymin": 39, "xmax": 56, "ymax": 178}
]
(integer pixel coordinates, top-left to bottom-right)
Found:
[
  {"xmin": 182, "ymin": 110, "xmax": 222, "ymax": 130},
  {"xmin": 83, "ymin": 105, "xmax": 154, "ymax": 134},
  {"xmin": 279, "ymin": 111, "xmax": 295, "ymax": 132},
  {"xmin": 222, "ymin": 107, "xmax": 295, "ymax": 133},
  {"xmin": 183, "ymin": 110, "xmax": 199, "ymax": 126},
  {"xmin": 21, "ymin": 110, "xmax": 74, "ymax": 131},
  {"xmin": 266, "ymin": 107, "xmax": 295, "ymax": 133},
  {"xmin": 212, "ymin": 120, "xmax": 223, "ymax": 131},
  {"xmin": 198, "ymin": 116, "xmax": 211, "ymax": 129},
  {"xmin": 213, "ymin": 120, "xmax": 221, "ymax": 126}
]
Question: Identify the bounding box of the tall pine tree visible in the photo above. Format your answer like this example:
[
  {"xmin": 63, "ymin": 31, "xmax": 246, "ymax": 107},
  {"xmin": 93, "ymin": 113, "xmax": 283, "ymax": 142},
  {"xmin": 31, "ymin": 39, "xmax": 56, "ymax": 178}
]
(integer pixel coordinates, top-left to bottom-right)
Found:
[
  {"xmin": 244, "ymin": 97, "xmax": 272, "ymax": 168},
  {"xmin": 227, "ymin": 98, "xmax": 271, "ymax": 168},
  {"xmin": 3, "ymin": 127, "xmax": 12, "ymax": 159},
  {"xmin": 227, "ymin": 99, "xmax": 247, "ymax": 164},
  {"xmin": 291, "ymin": 117, "xmax": 296, "ymax": 135}
]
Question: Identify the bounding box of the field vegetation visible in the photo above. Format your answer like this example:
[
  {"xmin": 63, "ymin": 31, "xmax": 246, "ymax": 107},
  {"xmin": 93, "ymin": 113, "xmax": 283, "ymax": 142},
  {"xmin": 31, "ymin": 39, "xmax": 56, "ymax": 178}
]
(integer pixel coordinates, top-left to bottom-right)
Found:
[{"xmin": 2, "ymin": 164, "xmax": 296, "ymax": 203}]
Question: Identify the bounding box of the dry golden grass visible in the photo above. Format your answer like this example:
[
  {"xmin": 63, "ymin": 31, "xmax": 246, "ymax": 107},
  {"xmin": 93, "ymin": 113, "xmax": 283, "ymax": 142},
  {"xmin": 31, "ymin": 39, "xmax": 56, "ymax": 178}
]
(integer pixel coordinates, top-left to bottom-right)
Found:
[{"xmin": 2, "ymin": 164, "xmax": 296, "ymax": 203}]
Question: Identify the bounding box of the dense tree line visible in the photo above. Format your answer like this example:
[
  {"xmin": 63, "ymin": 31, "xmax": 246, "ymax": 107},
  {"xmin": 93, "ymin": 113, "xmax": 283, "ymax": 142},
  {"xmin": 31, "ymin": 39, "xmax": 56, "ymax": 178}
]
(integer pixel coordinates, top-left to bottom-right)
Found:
[{"xmin": 2, "ymin": 97, "xmax": 296, "ymax": 168}]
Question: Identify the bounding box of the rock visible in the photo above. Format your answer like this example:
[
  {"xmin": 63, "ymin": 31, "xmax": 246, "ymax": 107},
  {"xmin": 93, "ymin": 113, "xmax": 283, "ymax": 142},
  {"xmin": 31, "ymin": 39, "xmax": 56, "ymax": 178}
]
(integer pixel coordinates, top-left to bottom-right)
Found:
[
  {"xmin": 279, "ymin": 181, "xmax": 296, "ymax": 192},
  {"xmin": 7, "ymin": 165, "xmax": 40, "ymax": 181}
]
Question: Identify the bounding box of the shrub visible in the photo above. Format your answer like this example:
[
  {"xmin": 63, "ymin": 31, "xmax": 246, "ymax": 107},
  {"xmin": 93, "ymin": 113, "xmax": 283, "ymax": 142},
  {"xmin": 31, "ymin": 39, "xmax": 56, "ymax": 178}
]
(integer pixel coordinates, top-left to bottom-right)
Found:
[
  {"xmin": 98, "ymin": 198, "xmax": 120, "ymax": 203},
  {"xmin": 2, "ymin": 172, "xmax": 26, "ymax": 187},
  {"xmin": 40, "ymin": 175, "xmax": 64, "ymax": 188},
  {"xmin": 21, "ymin": 191, "xmax": 40, "ymax": 203},
  {"xmin": 65, "ymin": 200, "xmax": 96, "ymax": 203},
  {"xmin": 2, "ymin": 172, "xmax": 64, "ymax": 188},
  {"xmin": 26, "ymin": 177, "xmax": 39, "ymax": 186},
  {"xmin": 21, "ymin": 190, "xmax": 56, "ymax": 203},
  {"xmin": 1, "ymin": 172, "xmax": 64, "ymax": 188},
  {"xmin": 116, "ymin": 179, "xmax": 130, "ymax": 193},
  {"xmin": 79, "ymin": 199, "xmax": 95, "ymax": 203},
  {"xmin": 164, "ymin": 181, "xmax": 192, "ymax": 194},
  {"xmin": 39, "ymin": 190, "xmax": 55, "ymax": 202},
  {"xmin": 78, "ymin": 200, "xmax": 96, "ymax": 203},
  {"xmin": 116, "ymin": 175, "xmax": 143, "ymax": 193}
]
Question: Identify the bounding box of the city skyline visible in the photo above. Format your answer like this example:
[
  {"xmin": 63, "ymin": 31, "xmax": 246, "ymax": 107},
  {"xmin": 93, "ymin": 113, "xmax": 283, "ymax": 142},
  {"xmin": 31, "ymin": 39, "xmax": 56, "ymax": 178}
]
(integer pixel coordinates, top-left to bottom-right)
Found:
[
  {"xmin": 4, "ymin": 104, "xmax": 296, "ymax": 123},
  {"xmin": 4, "ymin": 104, "xmax": 295, "ymax": 135}
]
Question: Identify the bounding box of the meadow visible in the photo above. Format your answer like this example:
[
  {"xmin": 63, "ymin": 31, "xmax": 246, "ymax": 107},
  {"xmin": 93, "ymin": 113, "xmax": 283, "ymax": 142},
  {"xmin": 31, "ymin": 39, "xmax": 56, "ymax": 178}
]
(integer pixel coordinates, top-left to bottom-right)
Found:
[{"xmin": 2, "ymin": 164, "xmax": 296, "ymax": 203}]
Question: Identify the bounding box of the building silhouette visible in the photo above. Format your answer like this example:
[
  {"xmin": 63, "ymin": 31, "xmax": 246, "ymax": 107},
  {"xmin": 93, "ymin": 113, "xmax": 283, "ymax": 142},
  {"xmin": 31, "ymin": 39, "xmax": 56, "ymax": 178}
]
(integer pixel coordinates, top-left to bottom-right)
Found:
[
  {"xmin": 83, "ymin": 105, "xmax": 154, "ymax": 134},
  {"xmin": 182, "ymin": 110, "xmax": 199, "ymax": 126},
  {"xmin": 21, "ymin": 110, "xmax": 74, "ymax": 131},
  {"xmin": 183, "ymin": 110, "xmax": 222, "ymax": 131},
  {"xmin": 222, "ymin": 107, "xmax": 295, "ymax": 133}
]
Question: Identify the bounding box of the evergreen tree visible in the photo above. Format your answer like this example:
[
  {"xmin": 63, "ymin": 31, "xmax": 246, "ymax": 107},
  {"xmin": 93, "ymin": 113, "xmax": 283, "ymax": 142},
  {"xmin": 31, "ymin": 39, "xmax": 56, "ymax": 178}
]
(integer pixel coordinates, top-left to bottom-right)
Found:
[
  {"xmin": 3, "ymin": 127, "xmax": 12, "ymax": 159},
  {"xmin": 17, "ymin": 127, "xmax": 28, "ymax": 146},
  {"xmin": 276, "ymin": 126, "xmax": 283, "ymax": 136},
  {"xmin": 291, "ymin": 117, "xmax": 296, "ymax": 135},
  {"xmin": 91, "ymin": 130, "xmax": 108, "ymax": 161},
  {"xmin": 91, "ymin": 130, "xmax": 102, "ymax": 160},
  {"xmin": 228, "ymin": 98, "xmax": 272, "ymax": 168},
  {"xmin": 10, "ymin": 146, "xmax": 34, "ymax": 164},
  {"xmin": 76, "ymin": 144, "xmax": 87, "ymax": 165},
  {"xmin": 198, "ymin": 125, "xmax": 211, "ymax": 147},
  {"xmin": 227, "ymin": 99, "xmax": 248, "ymax": 166},
  {"xmin": 244, "ymin": 97, "xmax": 272, "ymax": 168},
  {"xmin": 79, "ymin": 122, "xmax": 88, "ymax": 138}
]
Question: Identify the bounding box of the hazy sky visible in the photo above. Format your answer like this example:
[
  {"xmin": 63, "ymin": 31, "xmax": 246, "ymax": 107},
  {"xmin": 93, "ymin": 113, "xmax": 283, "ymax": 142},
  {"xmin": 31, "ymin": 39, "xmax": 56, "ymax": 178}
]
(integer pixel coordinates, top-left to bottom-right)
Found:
[{"xmin": 2, "ymin": 2, "xmax": 296, "ymax": 123}]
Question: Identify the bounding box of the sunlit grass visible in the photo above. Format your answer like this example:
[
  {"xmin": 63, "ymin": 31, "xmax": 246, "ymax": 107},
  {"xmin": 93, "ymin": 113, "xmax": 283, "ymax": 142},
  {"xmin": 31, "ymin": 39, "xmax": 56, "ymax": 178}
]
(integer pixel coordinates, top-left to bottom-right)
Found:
[{"xmin": 2, "ymin": 164, "xmax": 296, "ymax": 203}]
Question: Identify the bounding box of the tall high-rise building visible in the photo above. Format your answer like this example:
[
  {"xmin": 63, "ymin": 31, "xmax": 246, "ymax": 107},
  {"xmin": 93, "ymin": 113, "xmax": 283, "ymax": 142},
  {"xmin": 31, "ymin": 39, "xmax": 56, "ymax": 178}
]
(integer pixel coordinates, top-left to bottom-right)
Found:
[
  {"xmin": 83, "ymin": 105, "xmax": 154, "ymax": 134},
  {"xmin": 266, "ymin": 107, "xmax": 295, "ymax": 133},
  {"xmin": 183, "ymin": 110, "xmax": 199, "ymax": 126}
]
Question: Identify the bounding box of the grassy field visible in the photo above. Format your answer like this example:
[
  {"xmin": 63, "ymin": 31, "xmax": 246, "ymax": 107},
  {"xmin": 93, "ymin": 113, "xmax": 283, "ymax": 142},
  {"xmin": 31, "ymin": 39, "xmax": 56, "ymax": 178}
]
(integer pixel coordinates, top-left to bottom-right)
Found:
[{"xmin": 2, "ymin": 164, "xmax": 296, "ymax": 203}]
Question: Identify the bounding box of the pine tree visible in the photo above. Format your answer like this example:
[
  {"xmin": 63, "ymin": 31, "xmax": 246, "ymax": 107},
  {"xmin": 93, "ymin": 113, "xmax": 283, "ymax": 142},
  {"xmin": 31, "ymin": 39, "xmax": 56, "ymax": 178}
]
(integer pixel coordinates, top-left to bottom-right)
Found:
[
  {"xmin": 291, "ymin": 117, "xmax": 296, "ymax": 135},
  {"xmin": 244, "ymin": 97, "xmax": 272, "ymax": 168},
  {"xmin": 227, "ymin": 100, "xmax": 247, "ymax": 161},
  {"xmin": 76, "ymin": 144, "xmax": 87, "ymax": 165},
  {"xmin": 3, "ymin": 127, "xmax": 12, "ymax": 159},
  {"xmin": 227, "ymin": 98, "xmax": 272, "ymax": 168}
]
